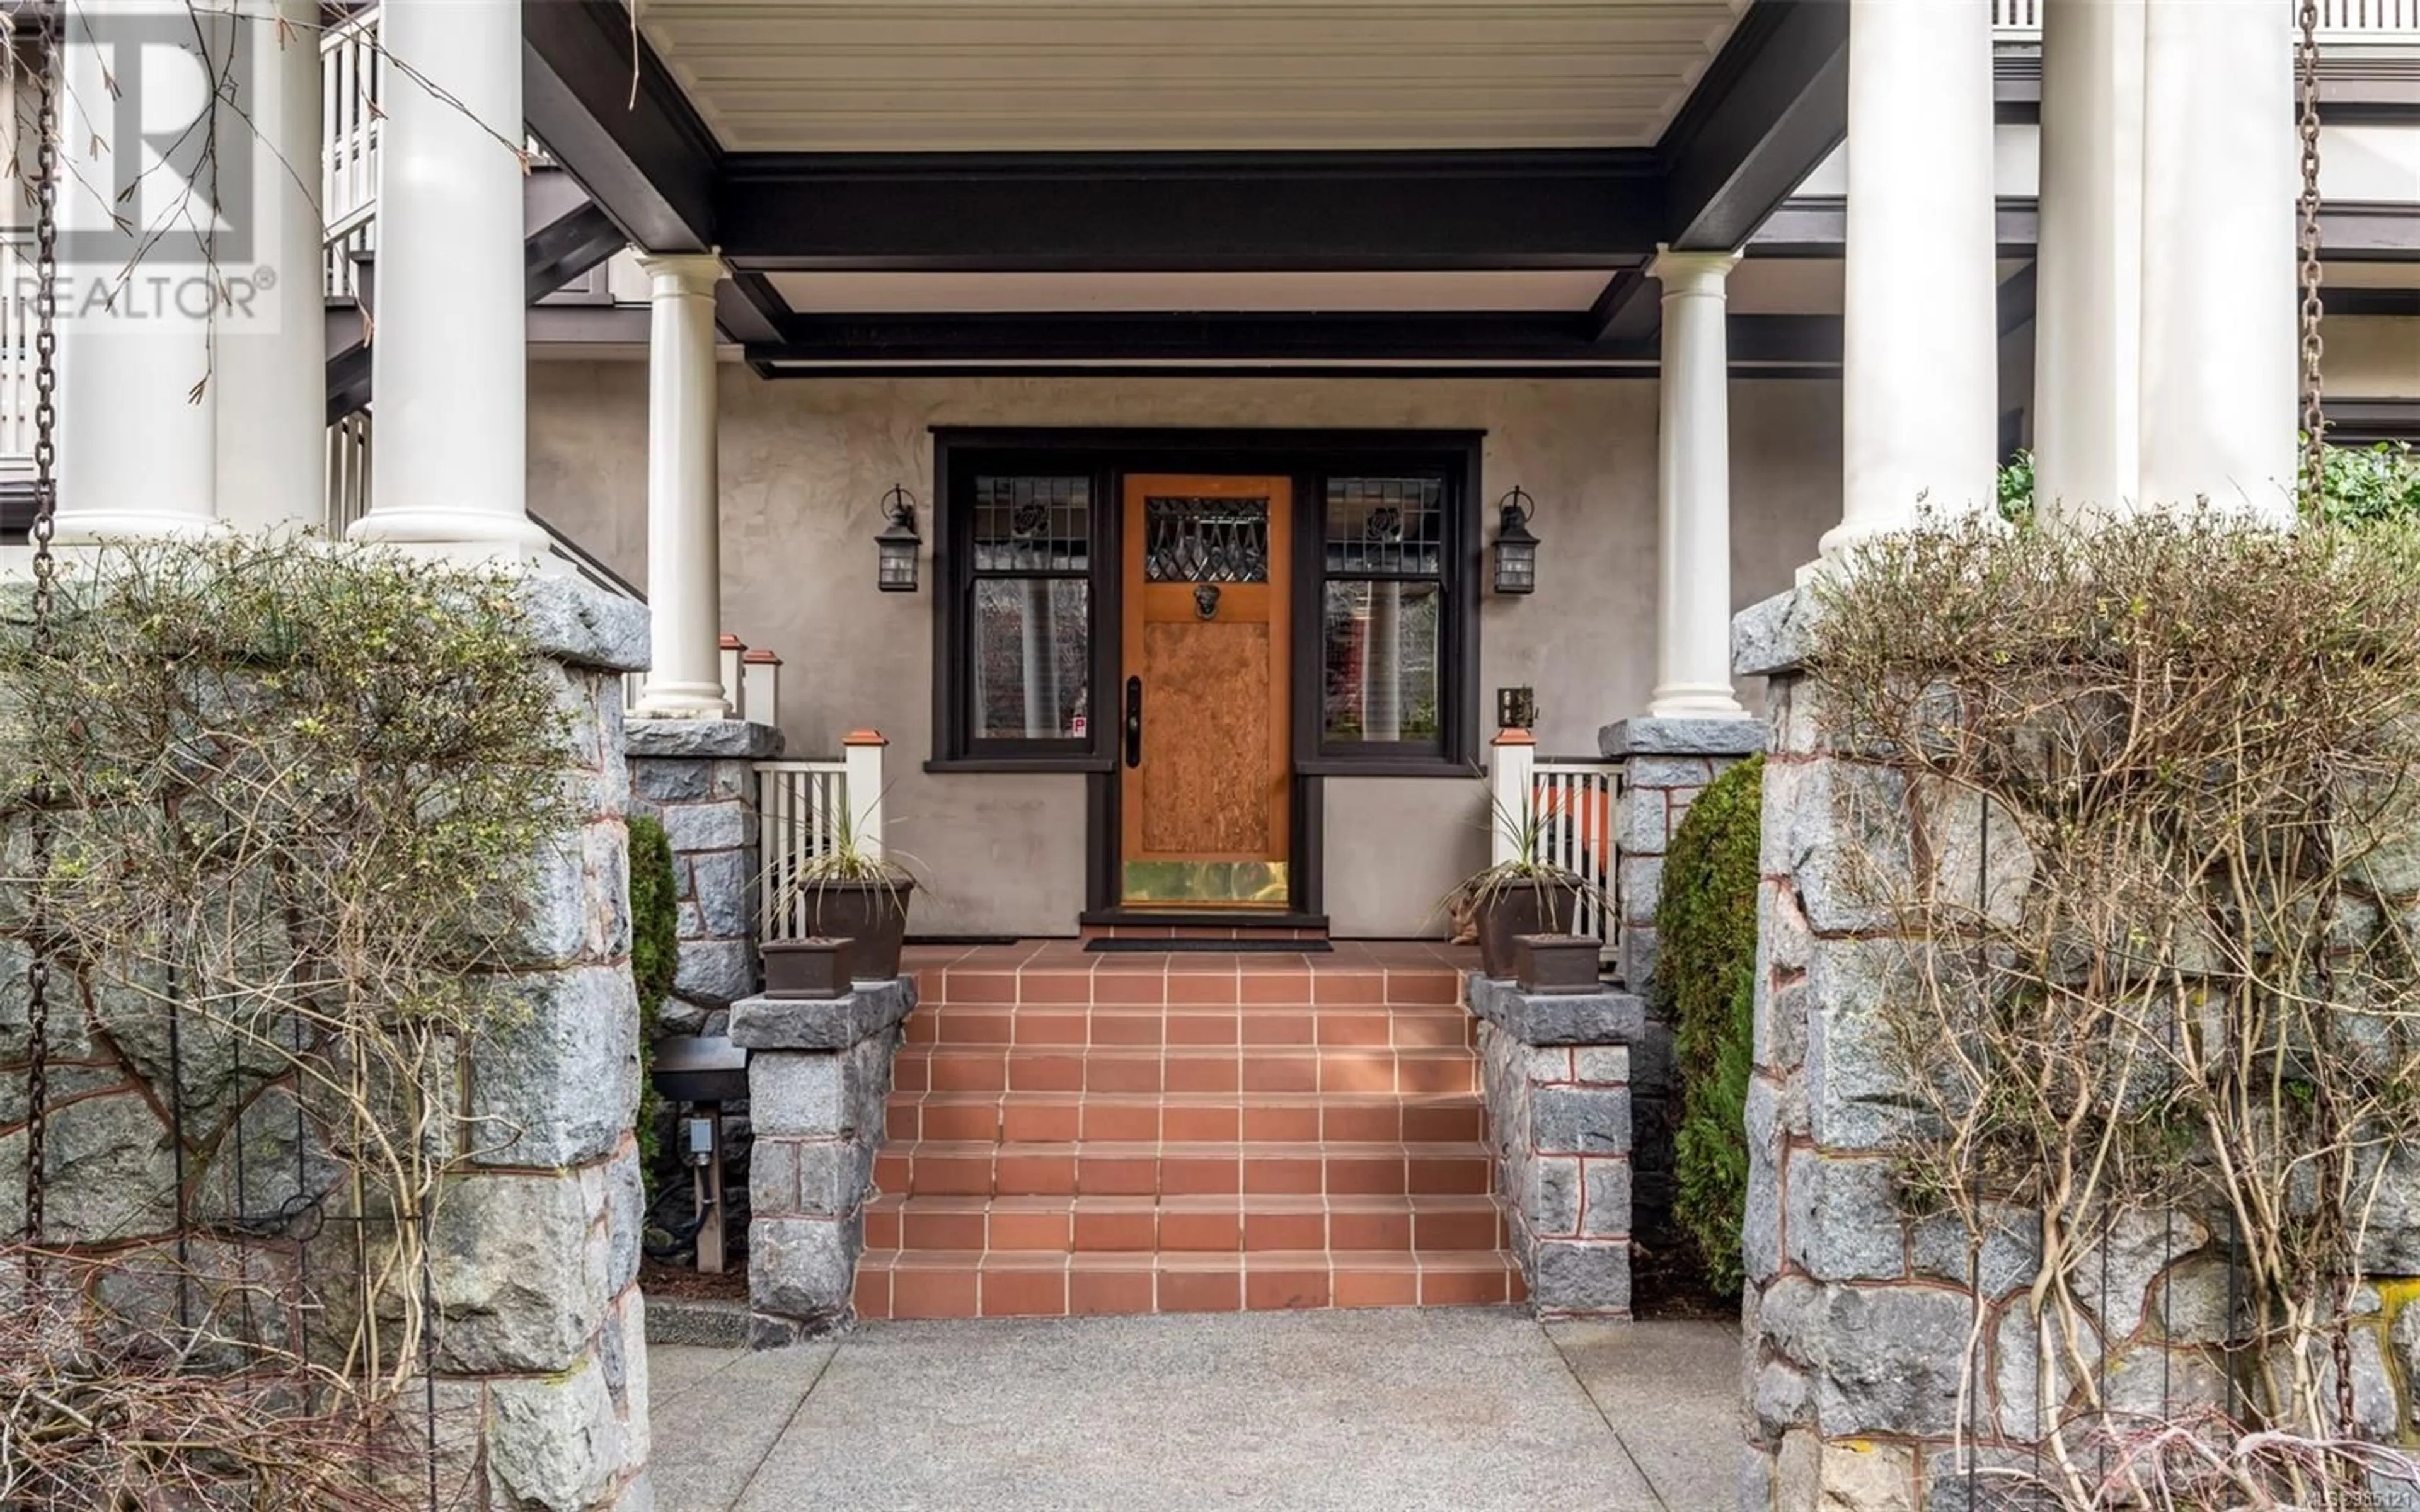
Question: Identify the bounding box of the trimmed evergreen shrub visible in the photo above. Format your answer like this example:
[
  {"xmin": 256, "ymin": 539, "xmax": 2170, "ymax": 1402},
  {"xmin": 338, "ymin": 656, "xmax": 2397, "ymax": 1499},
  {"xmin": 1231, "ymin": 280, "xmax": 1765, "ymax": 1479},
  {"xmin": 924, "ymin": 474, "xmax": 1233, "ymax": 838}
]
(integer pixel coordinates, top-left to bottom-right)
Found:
[
  {"xmin": 1653, "ymin": 752, "xmax": 1764, "ymax": 1297},
  {"xmin": 628, "ymin": 812, "xmax": 679, "ymax": 1167}
]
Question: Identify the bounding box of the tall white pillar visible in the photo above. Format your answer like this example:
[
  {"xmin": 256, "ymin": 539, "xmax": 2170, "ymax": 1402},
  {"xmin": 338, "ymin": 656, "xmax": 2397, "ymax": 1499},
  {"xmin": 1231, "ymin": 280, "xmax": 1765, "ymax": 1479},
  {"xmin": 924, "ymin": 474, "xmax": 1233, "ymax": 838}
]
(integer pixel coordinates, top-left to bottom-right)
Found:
[
  {"xmin": 1821, "ymin": 0, "xmax": 1998, "ymax": 562},
  {"xmin": 635, "ymin": 254, "xmax": 730, "ymax": 719},
  {"xmin": 1648, "ymin": 247, "xmax": 1746, "ymax": 719},
  {"xmin": 57, "ymin": 3, "xmax": 225, "ymax": 541},
  {"xmin": 215, "ymin": 0, "xmax": 325, "ymax": 532},
  {"xmin": 2138, "ymin": 0, "xmax": 2298, "ymax": 522},
  {"xmin": 2032, "ymin": 0, "xmax": 2146, "ymax": 525},
  {"xmin": 352, "ymin": 0, "xmax": 544, "ymax": 557}
]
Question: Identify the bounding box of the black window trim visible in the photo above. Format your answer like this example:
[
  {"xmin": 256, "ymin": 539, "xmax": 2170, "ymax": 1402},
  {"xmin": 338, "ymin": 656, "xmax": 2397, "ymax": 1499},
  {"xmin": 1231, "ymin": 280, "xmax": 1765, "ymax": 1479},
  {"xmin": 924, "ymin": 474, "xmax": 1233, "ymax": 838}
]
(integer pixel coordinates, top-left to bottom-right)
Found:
[{"xmin": 927, "ymin": 428, "xmax": 1484, "ymax": 777}]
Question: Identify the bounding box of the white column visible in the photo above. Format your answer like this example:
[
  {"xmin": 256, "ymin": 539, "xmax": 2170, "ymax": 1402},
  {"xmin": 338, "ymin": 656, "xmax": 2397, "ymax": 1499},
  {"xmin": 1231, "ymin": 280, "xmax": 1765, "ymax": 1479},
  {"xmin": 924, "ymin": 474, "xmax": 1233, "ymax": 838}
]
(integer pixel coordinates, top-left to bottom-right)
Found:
[
  {"xmin": 2137, "ymin": 0, "xmax": 2298, "ymax": 522},
  {"xmin": 215, "ymin": 0, "xmax": 325, "ymax": 532},
  {"xmin": 1648, "ymin": 247, "xmax": 1746, "ymax": 720},
  {"xmin": 352, "ymin": 0, "xmax": 544, "ymax": 557},
  {"xmin": 1821, "ymin": 0, "xmax": 1999, "ymax": 562},
  {"xmin": 2032, "ymin": 0, "xmax": 2146, "ymax": 525},
  {"xmin": 635, "ymin": 253, "xmax": 731, "ymax": 719},
  {"xmin": 56, "ymin": 3, "xmax": 226, "ymax": 541}
]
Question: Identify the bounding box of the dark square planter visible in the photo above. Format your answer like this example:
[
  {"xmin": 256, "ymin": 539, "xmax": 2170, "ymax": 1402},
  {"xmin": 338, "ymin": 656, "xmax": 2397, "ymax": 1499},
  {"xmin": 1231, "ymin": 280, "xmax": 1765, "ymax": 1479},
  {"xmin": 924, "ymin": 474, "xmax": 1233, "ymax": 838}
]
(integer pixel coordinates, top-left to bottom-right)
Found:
[
  {"xmin": 762, "ymin": 937, "xmax": 856, "ymax": 1000},
  {"xmin": 791, "ymin": 878, "xmax": 915, "ymax": 982},
  {"xmin": 1473, "ymin": 876, "xmax": 1579, "ymax": 979},
  {"xmin": 1514, "ymin": 934, "xmax": 1603, "ymax": 995}
]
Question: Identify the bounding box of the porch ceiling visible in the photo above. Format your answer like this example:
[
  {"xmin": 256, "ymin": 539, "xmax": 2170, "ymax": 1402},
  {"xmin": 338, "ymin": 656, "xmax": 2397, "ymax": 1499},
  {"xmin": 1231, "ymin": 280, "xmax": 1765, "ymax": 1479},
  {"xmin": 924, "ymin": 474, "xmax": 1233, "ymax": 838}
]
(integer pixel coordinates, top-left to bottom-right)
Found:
[{"xmin": 633, "ymin": 0, "xmax": 1755, "ymax": 154}]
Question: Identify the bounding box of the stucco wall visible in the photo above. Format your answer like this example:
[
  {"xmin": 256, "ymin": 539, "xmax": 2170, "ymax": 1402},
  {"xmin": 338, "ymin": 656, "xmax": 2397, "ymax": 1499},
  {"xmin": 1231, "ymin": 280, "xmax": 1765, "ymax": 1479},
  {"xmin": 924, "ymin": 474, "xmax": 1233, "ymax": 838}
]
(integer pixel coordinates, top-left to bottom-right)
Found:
[{"xmin": 529, "ymin": 367, "xmax": 1840, "ymax": 936}]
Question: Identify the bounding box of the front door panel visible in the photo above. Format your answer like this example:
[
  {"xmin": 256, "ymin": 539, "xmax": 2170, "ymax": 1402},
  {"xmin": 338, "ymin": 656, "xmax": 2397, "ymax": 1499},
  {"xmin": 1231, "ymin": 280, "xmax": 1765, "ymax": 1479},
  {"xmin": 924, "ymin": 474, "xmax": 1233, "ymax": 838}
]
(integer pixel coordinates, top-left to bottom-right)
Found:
[{"xmin": 1120, "ymin": 476, "xmax": 1292, "ymax": 907}]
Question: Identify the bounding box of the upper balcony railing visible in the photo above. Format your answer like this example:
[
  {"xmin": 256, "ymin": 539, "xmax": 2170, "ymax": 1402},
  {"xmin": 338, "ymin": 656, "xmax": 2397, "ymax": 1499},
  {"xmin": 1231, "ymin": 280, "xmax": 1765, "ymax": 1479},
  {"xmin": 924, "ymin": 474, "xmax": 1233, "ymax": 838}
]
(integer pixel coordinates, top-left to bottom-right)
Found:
[
  {"xmin": 1992, "ymin": 0, "xmax": 2420, "ymax": 40},
  {"xmin": 321, "ymin": 5, "xmax": 381, "ymax": 302}
]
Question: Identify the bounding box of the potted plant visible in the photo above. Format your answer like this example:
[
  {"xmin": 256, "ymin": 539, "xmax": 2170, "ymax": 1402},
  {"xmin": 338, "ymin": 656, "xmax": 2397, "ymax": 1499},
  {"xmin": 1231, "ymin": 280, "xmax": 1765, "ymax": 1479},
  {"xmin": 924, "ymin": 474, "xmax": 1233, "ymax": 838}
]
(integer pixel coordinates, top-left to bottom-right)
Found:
[
  {"xmin": 1449, "ymin": 782, "xmax": 1602, "ymax": 980},
  {"xmin": 762, "ymin": 803, "xmax": 919, "ymax": 982},
  {"xmin": 761, "ymin": 936, "xmax": 856, "ymax": 1000}
]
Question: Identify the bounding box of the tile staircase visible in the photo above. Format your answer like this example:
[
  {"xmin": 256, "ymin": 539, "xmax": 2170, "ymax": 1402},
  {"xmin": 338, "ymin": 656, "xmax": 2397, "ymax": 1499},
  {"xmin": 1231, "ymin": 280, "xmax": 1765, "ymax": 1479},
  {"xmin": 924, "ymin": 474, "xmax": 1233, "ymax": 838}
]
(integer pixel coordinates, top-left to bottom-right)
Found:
[{"xmin": 853, "ymin": 941, "xmax": 1524, "ymax": 1320}]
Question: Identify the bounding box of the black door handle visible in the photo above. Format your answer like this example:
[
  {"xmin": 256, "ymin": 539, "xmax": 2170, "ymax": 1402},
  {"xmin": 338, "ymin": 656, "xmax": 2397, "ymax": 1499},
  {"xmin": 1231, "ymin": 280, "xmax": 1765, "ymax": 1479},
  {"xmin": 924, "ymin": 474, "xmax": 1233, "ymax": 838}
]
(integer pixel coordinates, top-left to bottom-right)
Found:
[{"xmin": 1124, "ymin": 677, "xmax": 1143, "ymax": 769}]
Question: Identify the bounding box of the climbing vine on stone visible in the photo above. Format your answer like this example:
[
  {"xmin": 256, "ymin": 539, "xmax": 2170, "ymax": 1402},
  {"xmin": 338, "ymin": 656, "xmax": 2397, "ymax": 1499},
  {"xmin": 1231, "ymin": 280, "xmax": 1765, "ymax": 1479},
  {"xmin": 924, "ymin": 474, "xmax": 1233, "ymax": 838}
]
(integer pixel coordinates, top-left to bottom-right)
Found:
[
  {"xmin": 0, "ymin": 535, "xmax": 578, "ymax": 1507},
  {"xmin": 1808, "ymin": 513, "xmax": 2420, "ymax": 1509}
]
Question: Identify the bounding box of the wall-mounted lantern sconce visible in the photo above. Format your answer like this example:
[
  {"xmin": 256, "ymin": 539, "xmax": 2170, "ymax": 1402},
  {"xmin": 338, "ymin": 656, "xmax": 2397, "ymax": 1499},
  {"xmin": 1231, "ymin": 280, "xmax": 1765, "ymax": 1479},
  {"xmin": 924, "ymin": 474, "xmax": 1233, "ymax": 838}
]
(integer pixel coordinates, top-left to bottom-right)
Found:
[
  {"xmin": 876, "ymin": 485, "xmax": 921, "ymax": 593},
  {"xmin": 1492, "ymin": 486, "xmax": 1540, "ymax": 596}
]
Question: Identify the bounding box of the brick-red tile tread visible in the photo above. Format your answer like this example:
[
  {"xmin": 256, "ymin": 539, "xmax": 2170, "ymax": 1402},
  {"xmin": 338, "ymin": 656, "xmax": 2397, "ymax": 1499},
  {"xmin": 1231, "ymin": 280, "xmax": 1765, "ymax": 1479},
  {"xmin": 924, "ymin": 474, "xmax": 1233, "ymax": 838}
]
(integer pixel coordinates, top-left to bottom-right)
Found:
[{"xmin": 863, "ymin": 940, "xmax": 1516, "ymax": 1319}]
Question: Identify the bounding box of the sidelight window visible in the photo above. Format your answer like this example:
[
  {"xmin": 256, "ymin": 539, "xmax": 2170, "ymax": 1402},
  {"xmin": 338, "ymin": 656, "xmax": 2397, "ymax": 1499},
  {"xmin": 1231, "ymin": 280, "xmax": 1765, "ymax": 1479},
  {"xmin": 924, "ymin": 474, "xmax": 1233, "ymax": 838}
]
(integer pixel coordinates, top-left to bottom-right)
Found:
[
  {"xmin": 1318, "ymin": 476, "xmax": 1450, "ymax": 757},
  {"xmin": 966, "ymin": 475, "xmax": 1093, "ymax": 747}
]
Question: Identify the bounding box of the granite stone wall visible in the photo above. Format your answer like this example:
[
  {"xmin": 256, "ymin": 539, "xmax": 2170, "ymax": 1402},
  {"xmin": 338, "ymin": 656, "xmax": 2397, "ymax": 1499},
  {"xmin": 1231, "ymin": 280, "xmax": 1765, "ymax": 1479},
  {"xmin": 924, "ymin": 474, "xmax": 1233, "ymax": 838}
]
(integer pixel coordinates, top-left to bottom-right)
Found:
[
  {"xmin": 0, "ymin": 578, "xmax": 658, "ymax": 1511},
  {"xmin": 728, "ymin": 978, "xmax": 916, "ymax": 1345},
  {"xmin": 1599, "ymin": 715, "xmax": 1763, "ymax": 1258},
  {"xmin": 1467, "ymin": 973, "xmax": 1645, "ymax": 1317},
  {"xmin": 625, "ymin": 719, "xmax": 783, "ymax": 1033},
  {"xmin": 1731, "ymin": 588, "xmax": 2420, "ymax": 1512}
]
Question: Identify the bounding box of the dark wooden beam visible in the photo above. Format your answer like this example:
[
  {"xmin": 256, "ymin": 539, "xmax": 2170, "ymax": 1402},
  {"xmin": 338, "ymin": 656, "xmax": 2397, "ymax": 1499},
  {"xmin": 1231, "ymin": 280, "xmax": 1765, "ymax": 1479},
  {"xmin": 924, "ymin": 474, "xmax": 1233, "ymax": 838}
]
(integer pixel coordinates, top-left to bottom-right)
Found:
[
  {"xmin": 1750, "ymin": 198, "xmax": 2420, "ymax": 260},
  {"xmin": 1997, "ymin": 262, "xmax": 2037, "ymax": 337},
  {"xmin": 524, "ymin": 0, "xmax": 720, "ymax": 253},
  {"xmin": 714, "ymin": 273, "xmax": 792, "ymax": 346},
  {"xmin": 524, "ymin": 201, "xmax": 626, "ymax": 304},
  {"xmin": 744, "ymin": 310, "xmax": 1840, "ymax": 367},
  {"xmin": 2327, "ymin": 400, "xmax": 2420, "ymax": 442},
  {"xmin": 1658, "ymin": 0, "xmax": 1850, "ymax": 252},
  {"xmin": 714, "ymin": 150, "xmax": 1664, "ymax": 272},
  {"xmin": 1585, "ymin": 268, "xmax": 1659, "ymax": 345}
]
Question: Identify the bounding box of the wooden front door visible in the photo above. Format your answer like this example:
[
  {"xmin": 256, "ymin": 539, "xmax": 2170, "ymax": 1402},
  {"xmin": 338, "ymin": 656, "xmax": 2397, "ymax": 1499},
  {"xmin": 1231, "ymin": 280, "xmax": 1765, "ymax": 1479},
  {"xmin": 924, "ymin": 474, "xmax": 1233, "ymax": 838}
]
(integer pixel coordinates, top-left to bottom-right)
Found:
[{"xmin": 1119, "ymin": 475, "xmax": 1293, "ymax": 908}]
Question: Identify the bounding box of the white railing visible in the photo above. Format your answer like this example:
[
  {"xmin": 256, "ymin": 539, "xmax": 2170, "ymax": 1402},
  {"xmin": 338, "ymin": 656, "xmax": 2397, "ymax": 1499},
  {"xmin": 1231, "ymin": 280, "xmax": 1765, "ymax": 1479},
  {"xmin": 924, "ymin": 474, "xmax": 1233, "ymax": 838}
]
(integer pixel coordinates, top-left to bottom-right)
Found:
[
  {"xmin": 323, "ymin": 411, "xmax": 372, "ymax": 535},
  {"xmin": 1993, "ymin": 0, "xmax": 2419, "ymax": 37},
  {"xmin": 0, "ymin": 242, "xmax": 38, "ymax": 464},
  {"xmin": 622, "ymin": 635, "xmax": 785, "ymax": 727},
  {"xmin": 1489, "ymin": 735, "xmax": 1622, "ymax": 951},
  {"xmin": 755, "ymin": 735, "xmax": 887, "ymax": 942},
  {"xmin": 321, "ymin": 5, "xmax": 381, "ymax": 301}
]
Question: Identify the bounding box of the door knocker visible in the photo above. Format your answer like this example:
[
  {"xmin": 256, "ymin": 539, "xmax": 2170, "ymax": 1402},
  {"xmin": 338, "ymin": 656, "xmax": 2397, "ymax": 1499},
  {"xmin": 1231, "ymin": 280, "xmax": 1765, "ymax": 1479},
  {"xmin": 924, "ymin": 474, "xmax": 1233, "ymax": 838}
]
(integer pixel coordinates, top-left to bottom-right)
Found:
[{"xmin": 1194, "ymin": 583, "xmax": 1221, "ymax": 620}]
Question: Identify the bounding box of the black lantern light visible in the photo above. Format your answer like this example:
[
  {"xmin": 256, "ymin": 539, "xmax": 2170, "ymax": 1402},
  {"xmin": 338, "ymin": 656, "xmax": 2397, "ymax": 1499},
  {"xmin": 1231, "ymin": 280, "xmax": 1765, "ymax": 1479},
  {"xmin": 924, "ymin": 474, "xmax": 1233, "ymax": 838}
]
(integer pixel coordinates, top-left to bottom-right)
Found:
[
  {"xmin": 875, "ymin": 485, "xmax": 921, "ymax": 593},
  {"xmin": 1492, "ymin": 486, "xmax": 1540, "ymax": 595}
]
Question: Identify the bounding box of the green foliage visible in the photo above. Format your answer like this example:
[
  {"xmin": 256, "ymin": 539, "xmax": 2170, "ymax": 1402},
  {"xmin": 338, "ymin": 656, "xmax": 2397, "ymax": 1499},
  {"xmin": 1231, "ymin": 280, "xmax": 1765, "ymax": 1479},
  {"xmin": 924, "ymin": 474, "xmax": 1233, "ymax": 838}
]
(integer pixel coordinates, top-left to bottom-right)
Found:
[
  {"xmin": 1997, "ymin": 449, "xmax": 2036, "ymax": 527},
  {"xmin": 1651, "ymin": 752, "xmax": 1764, "ymax": 1297},
  {"xmin": 2310, "ymin": 438, "xmax": 2420, "ymax": 525},
  {"xmin": 628, "ymin": 812, "xmax": 679, "ymax": 1169},
  {"xmin": 1997, "ymin": 439, "xmax": 2420, "ymax": 527}
]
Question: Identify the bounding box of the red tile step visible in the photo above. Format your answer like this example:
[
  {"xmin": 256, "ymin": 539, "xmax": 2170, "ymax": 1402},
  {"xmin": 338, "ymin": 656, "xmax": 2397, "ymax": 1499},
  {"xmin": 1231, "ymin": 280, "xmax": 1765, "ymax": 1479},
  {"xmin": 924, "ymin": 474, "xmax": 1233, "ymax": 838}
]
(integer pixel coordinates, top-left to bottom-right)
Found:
[
  {"xmin": 855, "ymin": 1249, "xmax": 1525, "ymax": 1321},
  {"xmin": 860, "ymin": 940, "xmax": 1518, "ymax": 1320},
  {"xmin": 885, "ymin": 1091, "xmax": 1485, "ymax": 1146},
  {"xmin": 873, "ymin": 1140, "xmax": 1495, "ymax": 1200}
]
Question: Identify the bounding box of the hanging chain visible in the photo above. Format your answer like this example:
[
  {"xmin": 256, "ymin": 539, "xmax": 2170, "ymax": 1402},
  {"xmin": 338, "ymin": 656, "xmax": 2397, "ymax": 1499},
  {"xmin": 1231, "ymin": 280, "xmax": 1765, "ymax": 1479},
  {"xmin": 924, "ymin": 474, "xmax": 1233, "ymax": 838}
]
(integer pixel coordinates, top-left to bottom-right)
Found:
[
  {"xmin": 20, "ymin": 12, "xmax": 60, "ymax": 1287},
  {"xmin": 2297, "ymin": 0, "xmax": 2327, "ymax": 515}
]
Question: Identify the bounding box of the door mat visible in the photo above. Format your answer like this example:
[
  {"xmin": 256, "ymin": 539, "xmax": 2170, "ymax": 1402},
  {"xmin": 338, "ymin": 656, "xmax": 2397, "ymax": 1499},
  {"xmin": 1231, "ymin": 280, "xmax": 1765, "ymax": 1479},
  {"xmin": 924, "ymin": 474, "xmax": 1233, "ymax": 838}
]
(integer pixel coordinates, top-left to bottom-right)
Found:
[{"xmin": 1083, "ymin": 937, "xmax": 1334, "ymax": 954}]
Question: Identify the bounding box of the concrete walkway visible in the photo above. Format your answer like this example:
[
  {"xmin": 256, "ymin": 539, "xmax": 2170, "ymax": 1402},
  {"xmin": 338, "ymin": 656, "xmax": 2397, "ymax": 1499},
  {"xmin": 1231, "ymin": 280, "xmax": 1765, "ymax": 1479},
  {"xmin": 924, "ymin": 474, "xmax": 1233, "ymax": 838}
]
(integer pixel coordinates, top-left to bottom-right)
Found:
[{"xmin": 647, "ymin": 1309, "xmax": 1739, "ymax": 1512}]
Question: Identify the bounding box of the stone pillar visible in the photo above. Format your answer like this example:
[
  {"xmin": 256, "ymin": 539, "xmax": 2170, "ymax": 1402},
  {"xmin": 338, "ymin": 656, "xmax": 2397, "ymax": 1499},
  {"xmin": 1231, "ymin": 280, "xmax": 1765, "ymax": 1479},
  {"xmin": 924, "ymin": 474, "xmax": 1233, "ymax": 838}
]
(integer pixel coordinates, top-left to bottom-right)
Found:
[
  {"xmin": 56, "ymin": 1, "xmax": 224, "ymax": 541},
  {"xmin": 1727, "ymin": 590, "xmax": 2262, "ymax": 1512},
  {"xmin": 635, "ymin": 255, "xmax": 731, "ymax": 718},
  {"xmin": 2032, "ymin": 0, "xmax": 2146, "ymax": 524},
  {"xmin": 432, "ymin": 578, "xmax": 654, "ymax": 1511},
  {"xmin": 1466, "ymin": 975, "xmax": 1644, "ymax": 1317},
  {"xmin": 352, "ymin": 0, "xmax": 546, "ymax": 558},
  {"xmin": 729, "ymin": 980, "xmax": 918, "ymax": 1344},
  {"xmin": 1599, "ymin": 714, "xmax": 1764, "ymax": 1249},
  {"xmin": 1821, "ymin": 0, "xmax": 1998, "ymax": 563},
  {"xmin": 214, "ymin": 0, "xmax": 325, "ymax": 532},
  {"xmin": 626, "ymin": 719, "xmax": 785, "ymax": 1029},
  {"xmin": 1648, "ymin": 248, "xmax": 1746, "ymax": 720},
  {"xmin": 1600, "ymin": 717, "xmax": 1766, "ymax": 993},
  {"xmin": 2137, "ymin": 0, "xmax": 2298, "ymax": 521}
]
